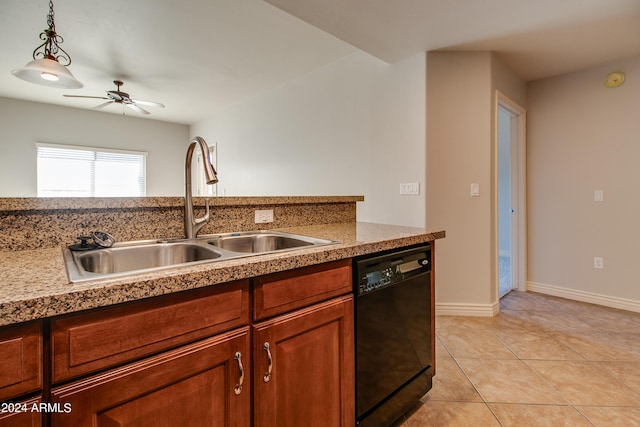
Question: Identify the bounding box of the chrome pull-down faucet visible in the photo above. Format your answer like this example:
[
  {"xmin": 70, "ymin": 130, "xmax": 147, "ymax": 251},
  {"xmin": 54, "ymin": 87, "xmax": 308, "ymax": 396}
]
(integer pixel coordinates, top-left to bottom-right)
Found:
[{"xmin": 184, "ymin": 136, "xmax": 218, "ymax": 238}]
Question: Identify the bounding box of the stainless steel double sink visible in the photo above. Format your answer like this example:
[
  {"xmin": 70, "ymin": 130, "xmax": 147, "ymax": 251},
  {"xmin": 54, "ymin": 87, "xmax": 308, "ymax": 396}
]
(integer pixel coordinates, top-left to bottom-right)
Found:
[{"xmin": 63, "ymin": 230, "xmax": 337, "ymax": 283}]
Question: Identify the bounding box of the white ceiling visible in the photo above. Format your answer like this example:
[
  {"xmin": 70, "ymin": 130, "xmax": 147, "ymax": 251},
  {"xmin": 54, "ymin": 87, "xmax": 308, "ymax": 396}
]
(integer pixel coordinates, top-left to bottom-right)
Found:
[
  {"xmin": 0, "ymin": 0, "xmax": 355, "ymax": 124},
  {"xmin": 265, "ymin": 0, "xmax": 640, "ymax": 80},
  {"xmin": 1, "ymin": 0, "xmax": 639, "ymax": 125}
]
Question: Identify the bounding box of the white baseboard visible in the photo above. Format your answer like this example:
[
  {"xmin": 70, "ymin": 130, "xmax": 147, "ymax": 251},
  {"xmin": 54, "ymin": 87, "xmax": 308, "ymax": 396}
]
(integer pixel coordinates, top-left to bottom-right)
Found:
[
  {"xmin": 527, "ymin": 281, "xmax": 640, "ymax": 313},
  {"xmin": 436, "ymin": 301, "xmax": 499, "ymax": 317}
]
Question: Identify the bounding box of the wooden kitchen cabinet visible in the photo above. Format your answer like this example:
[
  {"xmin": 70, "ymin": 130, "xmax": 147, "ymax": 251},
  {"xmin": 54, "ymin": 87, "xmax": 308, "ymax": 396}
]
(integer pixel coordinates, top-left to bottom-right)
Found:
[
  {"xmin": 0, "ymin": 321, "xmax": 42, "ymax": 402},
  {"xmin": 253, "ymin": 295, "xmax": 354, "ymax": 427},
  {"xmin": 50, "ymin": 327, "xmax": 250, "ymax": 427},
  {"xmin": 253, "ymin": 259, "xmax": 352, "ymax": 321},
  {"xmin": 0, "ymin": 396, "xmax": 42, "ymax": 427},
  {"xmin": 0, "ymin": 255, "xmax": 355, "ymax": 426},
  {"xmin": 51, "ymin": 279, "xmax": 249, "ymax": 383}
]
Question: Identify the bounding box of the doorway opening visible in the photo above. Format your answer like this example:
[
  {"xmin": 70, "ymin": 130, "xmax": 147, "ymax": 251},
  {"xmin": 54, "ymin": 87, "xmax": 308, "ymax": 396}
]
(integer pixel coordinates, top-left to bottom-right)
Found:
[{"xmin": 496, "ymin": 92, "xmax": 526, "ymax": 298}]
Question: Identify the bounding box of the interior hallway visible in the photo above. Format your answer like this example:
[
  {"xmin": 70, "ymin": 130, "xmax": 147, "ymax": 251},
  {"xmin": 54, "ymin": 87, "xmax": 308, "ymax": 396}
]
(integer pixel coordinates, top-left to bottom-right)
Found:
[{"xmin": 397, "ymin": 291, "xmax": 640, "ymax": 426}]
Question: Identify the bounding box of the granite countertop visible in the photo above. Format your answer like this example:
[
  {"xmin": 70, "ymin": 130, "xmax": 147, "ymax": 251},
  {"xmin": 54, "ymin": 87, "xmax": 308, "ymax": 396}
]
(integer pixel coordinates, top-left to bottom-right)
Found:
[
  {"xmin": 0, "ymin": 195, "xmax": 364, "ymax": 211},
  {"xmin": 0, "ymin": 222, "xmax": 445, "ymax": 327}
]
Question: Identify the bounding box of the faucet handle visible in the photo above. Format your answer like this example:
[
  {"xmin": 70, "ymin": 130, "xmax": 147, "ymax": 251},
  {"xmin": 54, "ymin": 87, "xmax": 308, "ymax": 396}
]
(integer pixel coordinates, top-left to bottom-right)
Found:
[
  {"xmin": 192, "ymin": 199, "xmax": 211, "ymax": 236},
  {"xmin": 195, "ymin": 199, "xmax": 210, "ymax": 224},
  {"xmin": 203, "ymin": 198, "xmax": 210, "ymax": 222}
]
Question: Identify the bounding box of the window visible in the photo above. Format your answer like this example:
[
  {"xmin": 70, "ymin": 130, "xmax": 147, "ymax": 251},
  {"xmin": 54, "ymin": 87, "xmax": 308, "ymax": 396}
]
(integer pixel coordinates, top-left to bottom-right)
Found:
[{"xmin": 36, "ymin": 143, "xmax": 147, "ymax": 197}]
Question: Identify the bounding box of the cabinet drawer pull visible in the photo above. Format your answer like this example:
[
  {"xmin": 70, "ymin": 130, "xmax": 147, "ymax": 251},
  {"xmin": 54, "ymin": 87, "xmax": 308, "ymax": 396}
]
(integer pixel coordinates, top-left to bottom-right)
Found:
[
  {"xmin": 234, "ymin": 351, "xmax": 244, "ymax": 395},
  {"xmin": 263, "ymin": 342, "xmax": 273, "ymax": 382}
]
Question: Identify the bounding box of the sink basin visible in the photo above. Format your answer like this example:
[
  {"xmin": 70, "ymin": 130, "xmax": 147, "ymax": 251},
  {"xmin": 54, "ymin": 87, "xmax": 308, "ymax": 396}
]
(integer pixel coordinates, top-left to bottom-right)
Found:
[
  {"xmin": 63, "ymin": 231, "xmax": 336, "ymax": 282},
  {"xmin": 207, "ymin": 231, "xmax": 327, "ymax": 253},
  {"xmin": 76, "ymin": 242, "xmax": 222, "ymax": 274}
]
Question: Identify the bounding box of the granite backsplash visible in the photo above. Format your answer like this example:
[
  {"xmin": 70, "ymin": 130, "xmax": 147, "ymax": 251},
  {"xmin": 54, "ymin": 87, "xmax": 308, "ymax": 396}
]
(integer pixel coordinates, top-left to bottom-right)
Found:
[{"xmin": 0, "ymin": 196, "xmax": 363, "ymax": 251}]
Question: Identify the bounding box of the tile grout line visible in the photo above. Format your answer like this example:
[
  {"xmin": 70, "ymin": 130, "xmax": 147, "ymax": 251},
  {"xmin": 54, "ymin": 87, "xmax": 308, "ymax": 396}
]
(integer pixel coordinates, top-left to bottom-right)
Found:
[{"xmin": 430, "ymin": 294, "xmax": 640, "ymax": 425}]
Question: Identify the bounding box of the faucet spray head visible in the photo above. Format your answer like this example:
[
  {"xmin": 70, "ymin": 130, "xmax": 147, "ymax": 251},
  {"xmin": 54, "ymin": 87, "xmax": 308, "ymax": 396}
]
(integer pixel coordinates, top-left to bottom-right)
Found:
[{"xmin": 192, "ymin": 136, "xmax": 218, "ymax": 184}]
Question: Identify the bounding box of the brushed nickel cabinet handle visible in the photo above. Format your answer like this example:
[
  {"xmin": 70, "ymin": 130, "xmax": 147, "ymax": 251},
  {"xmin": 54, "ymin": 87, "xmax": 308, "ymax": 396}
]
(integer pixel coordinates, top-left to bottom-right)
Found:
[
  {"xmin": 263, "ymin": 342, "xmax": 273, "ymax": 383},
  {"xmin": 234, "ymin": 351, "xmax": 244, "ymax": 395}
]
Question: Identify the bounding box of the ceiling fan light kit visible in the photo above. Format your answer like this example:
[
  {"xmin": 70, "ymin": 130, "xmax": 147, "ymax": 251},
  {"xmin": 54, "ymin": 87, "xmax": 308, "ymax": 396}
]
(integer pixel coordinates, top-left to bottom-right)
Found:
[{"xmin": 12, "ymin": 0, "xmax": 82, "ymax": 89}]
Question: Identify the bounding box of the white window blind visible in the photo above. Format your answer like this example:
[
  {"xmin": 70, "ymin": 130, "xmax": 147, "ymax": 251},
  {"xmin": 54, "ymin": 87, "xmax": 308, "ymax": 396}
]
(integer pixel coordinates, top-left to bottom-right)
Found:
[{"xmin": 36, "ymin": 143, "xmax": 147, "ymax": 197}]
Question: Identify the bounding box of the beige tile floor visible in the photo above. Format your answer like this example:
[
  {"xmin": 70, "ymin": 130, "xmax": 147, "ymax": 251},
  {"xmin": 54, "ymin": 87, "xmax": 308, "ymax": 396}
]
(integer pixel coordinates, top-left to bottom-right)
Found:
[{"xmin": 395, "ymin": 291, "xmax": 640, "ymax": 426}]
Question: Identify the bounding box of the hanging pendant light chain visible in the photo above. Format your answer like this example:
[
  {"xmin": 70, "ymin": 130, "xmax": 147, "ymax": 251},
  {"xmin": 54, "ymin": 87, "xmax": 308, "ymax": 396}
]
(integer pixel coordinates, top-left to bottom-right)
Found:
[
  {"xmin": 11, "ymin": 0, "xmax": 83, "ymax": 88},
  {"xmin": 46, "ymin": 0, "xmax": 55, "ymax": 30},
  {"xmin": 33, "ymin": 0, "xmax": 72, "ymax": 66}
]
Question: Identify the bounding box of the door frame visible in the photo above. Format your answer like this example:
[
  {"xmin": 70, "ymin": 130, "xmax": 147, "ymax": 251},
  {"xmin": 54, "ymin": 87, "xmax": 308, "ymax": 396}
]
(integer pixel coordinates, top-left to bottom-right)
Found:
[{"xmin": 495, "ymin": 91, "xmax": 527, "ymax": 296}]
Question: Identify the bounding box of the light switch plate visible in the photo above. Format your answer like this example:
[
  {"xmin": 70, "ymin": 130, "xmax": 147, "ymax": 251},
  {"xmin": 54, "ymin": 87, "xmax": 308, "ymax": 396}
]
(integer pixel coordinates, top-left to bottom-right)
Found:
[
  {"xmin": 594, "ymin": 190, "xmax": 604, "ymax": 202},
  {"xmin": 471, "ymin": 183, "xmax": 480, "ymax": 197},
  {"xmin": 400, "ymin": 182, "xmax": 420, "ymax": 195}
]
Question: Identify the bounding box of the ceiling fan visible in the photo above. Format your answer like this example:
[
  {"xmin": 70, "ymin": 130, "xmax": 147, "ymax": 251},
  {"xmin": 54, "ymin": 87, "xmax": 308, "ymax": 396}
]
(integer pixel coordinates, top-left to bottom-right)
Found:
[{"xmin": 63, "ymin": 80, "xmax": 165, "ymax": 115}]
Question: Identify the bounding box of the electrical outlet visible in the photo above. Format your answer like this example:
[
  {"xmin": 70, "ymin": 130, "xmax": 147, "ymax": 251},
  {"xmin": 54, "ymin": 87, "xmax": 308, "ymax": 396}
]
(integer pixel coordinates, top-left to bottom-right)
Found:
[
  {"xmin": 255, "ymin": 209, "xmax": 273, "ymax": 224},
  {"xmin": 594, "ymin": 257, "xmax": 604, "ymax": 269}
]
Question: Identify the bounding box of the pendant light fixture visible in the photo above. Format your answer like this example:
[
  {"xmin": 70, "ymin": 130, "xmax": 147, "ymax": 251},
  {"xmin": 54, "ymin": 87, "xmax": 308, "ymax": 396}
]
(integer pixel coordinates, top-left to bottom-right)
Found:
[{"xmin": 12, "ymin": 0, "xmax": 82, "ymax": 89}]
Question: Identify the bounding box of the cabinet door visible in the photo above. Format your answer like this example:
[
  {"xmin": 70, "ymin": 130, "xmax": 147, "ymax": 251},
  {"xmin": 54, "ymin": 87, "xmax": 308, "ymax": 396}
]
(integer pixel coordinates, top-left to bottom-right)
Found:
[
  {"xmin": 0, "ymin": 321, "xmax": 42, "ymax": 401},
  {"xmin": 253, "ymin": 296, "xmax": 354, "ymax": 427},
  {"xmin": 50, "ymin": 327, "xmax": 250, "ymax": 427}
]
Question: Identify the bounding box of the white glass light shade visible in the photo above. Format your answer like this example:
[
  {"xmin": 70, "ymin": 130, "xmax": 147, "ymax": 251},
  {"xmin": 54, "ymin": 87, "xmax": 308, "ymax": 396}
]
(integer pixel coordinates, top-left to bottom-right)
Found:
[{"xmin": 12, "ymin": 58, "xmax": 83, "ymax": 89}]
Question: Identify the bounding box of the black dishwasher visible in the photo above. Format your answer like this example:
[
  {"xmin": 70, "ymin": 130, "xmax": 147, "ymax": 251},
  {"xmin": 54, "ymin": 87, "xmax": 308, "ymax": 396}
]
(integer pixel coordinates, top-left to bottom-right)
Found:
[{"xmin": 354, "ymin": 245, "xmax": 433, "ymax": 427}]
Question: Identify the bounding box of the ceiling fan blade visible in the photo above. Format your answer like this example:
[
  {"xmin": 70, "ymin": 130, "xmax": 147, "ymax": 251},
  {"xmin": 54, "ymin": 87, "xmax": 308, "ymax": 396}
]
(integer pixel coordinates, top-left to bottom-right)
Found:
[
  {"xmin": 131, "ymin": 99, "xmax": 165, "ymax": 108},
  {"xmin": 92, "ymin": 101, "xmax": 114, "ymax": 110},
  {"xmin": 63, "ymin": 81, "xmax": 163, "ymax": 115},
  {"xmin": 126, "ymin": 103, "xmax": 150, "ymax": 115},
  {"xmin": 63, "ymin": 95, "xmax": 110, "ymax": 100}
]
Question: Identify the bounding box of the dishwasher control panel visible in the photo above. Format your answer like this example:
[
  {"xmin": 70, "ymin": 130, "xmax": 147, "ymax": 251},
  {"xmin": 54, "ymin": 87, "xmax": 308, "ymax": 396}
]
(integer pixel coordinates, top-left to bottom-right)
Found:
[
  {"xmin": 359, "ymin": 267, "xmax": 398, "ymax": 295},
  {"xmin": 355, "ymin": 245, "xmax": 430, "ymax": 296}
]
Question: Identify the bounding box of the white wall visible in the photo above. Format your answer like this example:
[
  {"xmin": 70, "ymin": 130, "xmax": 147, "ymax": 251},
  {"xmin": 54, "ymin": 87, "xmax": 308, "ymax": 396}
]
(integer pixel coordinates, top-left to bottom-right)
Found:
[
  {"xmin": 191, "ymin": 51, "xmax": 427, "ymax": 226},
  {"xmin": 0, "ymin": 97, "xmax": 189, "ymax": 196},
  {"xmin": 1, "ymin": 50, "xmax": 426, "ymax": 226},
  {"xmin": 427, "ymin": 52, "xmax": 493, "ymax": 310},
  {"xmin": 527, "ymin": 55, "xmax": 640, "ymax": 305},
  {"xmin": 427, "ymin": 52, "xmax": 526, "ymax": 314}
]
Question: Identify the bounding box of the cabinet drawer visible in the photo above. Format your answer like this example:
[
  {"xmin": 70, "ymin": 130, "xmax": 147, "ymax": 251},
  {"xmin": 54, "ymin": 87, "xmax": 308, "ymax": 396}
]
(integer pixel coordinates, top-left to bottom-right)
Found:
[
  {"xmin": 0, "ymin": 321, "xmax": 42, "ymax": 401},
  {"xmin": 254, "ymin": 259, "xmax": 352, "ymax": 320},
  {"xmin": 0, "ymin": 396, "xmax": 42, "ymax": 427},
  {"xmin": 51, "ymin": 280, "xmax": 249, "ymax": 383}
]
